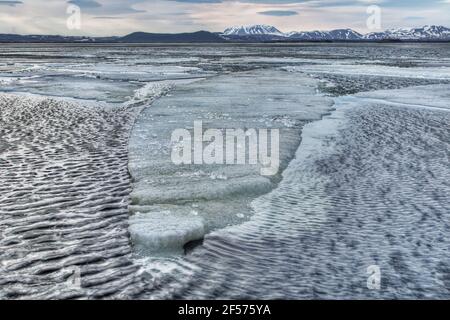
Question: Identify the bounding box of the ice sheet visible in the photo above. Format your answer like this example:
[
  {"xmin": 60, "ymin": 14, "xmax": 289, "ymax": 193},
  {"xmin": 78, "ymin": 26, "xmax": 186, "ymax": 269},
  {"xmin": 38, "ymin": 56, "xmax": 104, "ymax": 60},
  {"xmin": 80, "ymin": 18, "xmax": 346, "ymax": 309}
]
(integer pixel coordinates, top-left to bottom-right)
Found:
[{"xmin": 128, "ymin": 69, "xmax": 334, "ymax": 255}]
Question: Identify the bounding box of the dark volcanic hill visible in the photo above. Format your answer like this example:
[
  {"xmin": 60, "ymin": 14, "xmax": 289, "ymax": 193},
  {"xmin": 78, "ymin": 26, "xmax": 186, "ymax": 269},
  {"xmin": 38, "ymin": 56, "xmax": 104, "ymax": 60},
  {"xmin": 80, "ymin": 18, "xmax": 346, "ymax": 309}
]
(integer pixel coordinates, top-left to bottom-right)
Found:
[{"xmin": 119, "ymin": 31, "xmax": 226, "ymax": 43}]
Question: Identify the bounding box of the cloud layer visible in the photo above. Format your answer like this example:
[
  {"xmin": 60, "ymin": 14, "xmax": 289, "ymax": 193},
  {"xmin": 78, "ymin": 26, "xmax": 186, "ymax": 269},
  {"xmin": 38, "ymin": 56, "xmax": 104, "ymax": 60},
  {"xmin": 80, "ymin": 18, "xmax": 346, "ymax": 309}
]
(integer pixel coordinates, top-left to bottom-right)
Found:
[
  {"xmin": 0, "ymin": 0, "xmax": 23, "ymax": 6},
  {"xmin": 258, "ymin": 10, "xmax": 298, "ymax": 16},
  {"xmin": 0, "ymin": 0, "xmax": 448, "ymax": 36}
]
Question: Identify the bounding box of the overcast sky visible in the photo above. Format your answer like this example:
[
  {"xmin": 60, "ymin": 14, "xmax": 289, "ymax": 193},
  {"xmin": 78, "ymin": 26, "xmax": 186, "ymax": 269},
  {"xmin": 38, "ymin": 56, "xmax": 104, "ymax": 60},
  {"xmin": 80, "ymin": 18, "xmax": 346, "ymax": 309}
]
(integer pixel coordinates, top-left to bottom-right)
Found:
[{"xmin": 0, "ymin": 0, "xmax": 449, "ymax": 36}]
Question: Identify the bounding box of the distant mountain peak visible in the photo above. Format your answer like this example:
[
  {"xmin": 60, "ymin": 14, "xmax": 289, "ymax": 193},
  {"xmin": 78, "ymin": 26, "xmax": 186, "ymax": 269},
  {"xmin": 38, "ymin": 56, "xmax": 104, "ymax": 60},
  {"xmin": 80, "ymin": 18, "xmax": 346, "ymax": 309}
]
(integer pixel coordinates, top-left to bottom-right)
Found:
[{"xmin": 223, "ymin": 24, "xmax": 284, "ymax": 36}]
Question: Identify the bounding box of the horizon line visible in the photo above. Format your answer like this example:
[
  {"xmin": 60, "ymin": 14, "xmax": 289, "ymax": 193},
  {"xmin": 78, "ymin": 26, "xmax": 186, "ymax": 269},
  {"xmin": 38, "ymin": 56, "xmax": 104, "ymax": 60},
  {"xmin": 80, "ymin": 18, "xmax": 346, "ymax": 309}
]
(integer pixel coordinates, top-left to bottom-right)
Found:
[{"xmin": 1, "ymin": 24, "xmax": 449, "ymax": 38}]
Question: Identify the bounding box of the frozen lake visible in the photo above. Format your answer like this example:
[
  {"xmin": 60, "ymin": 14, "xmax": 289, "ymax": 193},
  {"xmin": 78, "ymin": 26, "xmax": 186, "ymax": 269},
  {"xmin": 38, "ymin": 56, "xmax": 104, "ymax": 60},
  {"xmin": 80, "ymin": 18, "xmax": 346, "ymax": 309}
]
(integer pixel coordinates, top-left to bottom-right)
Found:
[{"xmin": 0, "ymin": 43, "xmax": 449, "ymax": 299}]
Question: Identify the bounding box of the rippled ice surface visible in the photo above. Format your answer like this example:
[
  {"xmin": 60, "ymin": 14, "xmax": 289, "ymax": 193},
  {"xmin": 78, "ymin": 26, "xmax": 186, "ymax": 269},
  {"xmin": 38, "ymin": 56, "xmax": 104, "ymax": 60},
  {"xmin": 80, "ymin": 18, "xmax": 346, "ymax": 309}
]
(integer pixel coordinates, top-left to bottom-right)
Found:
[{"xmin": 140, "ymin": 85, "xmax": 450, "ymax": 299}]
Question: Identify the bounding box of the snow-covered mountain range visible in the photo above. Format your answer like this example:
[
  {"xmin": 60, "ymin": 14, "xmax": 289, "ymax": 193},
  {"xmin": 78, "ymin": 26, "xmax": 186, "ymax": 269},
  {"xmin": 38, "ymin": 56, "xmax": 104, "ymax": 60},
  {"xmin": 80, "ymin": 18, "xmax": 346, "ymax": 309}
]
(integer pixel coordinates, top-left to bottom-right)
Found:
[
  {"xmin": 221, "ymin": 24, "xmax": 450, "ymax": 41},
  {"xmin": 364, "ymin": 25, "xmax": 450, "ymax": 41}
]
